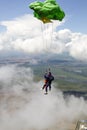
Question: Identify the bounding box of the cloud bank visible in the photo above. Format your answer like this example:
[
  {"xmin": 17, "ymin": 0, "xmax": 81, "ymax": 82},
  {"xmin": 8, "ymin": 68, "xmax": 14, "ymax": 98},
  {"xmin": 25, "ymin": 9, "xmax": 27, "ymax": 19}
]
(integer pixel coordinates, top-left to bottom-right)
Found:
[
  {"xmin": 0, "ymin": 14, "xmax": 87, "ymax": 61},
  {"xmin": 0, "ymin": 65, "xmax": 87, "ymax": 130}
]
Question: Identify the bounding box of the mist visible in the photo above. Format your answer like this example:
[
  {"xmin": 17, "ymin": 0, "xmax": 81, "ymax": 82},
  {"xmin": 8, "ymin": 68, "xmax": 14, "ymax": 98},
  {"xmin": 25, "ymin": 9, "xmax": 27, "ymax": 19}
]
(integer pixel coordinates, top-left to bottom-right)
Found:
[{"xmin": 0, "ymin": 65, "xmax": 87, "ymax": 130}]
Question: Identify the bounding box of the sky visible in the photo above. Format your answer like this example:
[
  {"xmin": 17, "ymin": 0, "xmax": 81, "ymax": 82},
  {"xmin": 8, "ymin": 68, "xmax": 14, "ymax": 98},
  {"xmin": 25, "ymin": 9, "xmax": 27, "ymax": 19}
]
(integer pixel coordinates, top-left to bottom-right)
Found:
[{"xmin": 0, "ymin": 0, "xmax": 87, "ymax": 61}]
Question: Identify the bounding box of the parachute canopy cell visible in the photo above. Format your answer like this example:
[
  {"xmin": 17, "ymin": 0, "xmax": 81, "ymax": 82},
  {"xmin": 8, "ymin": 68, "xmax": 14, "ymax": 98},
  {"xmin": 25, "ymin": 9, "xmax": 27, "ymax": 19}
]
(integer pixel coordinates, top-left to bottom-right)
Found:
[{"xmin": 29, "ymin": 0, "xmax": 65, "ymax": 23}]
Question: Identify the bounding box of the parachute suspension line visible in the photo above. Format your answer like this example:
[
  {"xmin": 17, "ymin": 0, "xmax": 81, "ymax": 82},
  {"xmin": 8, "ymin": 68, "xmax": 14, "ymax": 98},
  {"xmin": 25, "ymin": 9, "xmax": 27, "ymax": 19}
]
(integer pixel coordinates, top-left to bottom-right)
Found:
[
  {"xmin": 41, "ymin": 22, "xmax": 54, "ymax": 69},
  {"xmin": 49, "ymin": 22, "xmax": 54, "ymax": 50},
  {"xmin": 41, "ymin": 22, "xmax": 54, "ymax": 53},
  {"xmin": 45, "ymin": 23, "xmax": 49, "ymax": 51},
  {"xmin": 44, "ymin": 23, "xmax": 53, "ymax": 52},
  {"xmin": 47, "ymin": 22, "xmax": 54, "ymax": 69},
  {"xmin": 41, "ymin": 22, "xmax": 49, "ymax": 52},
  {"xmin": 51, "ymin": 22, "xmax": 54, "ymax": 48},
  {"xmin": 43, "ymin": 23, "xmax": 47, "ymax": 50},
  {"xmin": 48, "ymin": 23, "xmax": 51, "ymax": 49},
  {"xmin": 42, "ymin": 23, "xmax": 51, "ymax": 69},
  {"xmin": 45, "ymin": 22, "xmax": 54, "ymax": 51},
  {"xmin": 41, "ymin": 22, "xmax": 45, "ymax": 51},
  {"xmin": 40, "ymin": 23, "xmax": 49, "ymax": 69}
]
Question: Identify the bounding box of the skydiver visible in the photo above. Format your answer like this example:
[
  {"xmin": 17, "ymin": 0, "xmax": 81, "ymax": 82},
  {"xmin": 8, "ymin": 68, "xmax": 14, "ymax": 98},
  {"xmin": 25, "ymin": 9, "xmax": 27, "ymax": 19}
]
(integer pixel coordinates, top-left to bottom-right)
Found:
[
  {"xmin": 42, "ymin": 69, "xmax": 54, "ymax": 94},
  {"xmin": 45, "ymin": 71, "xmax": 54, "ymax": 94},
  {"xmin": 47, "ymin": 72, "xmax": 54, "ymax": 90}
]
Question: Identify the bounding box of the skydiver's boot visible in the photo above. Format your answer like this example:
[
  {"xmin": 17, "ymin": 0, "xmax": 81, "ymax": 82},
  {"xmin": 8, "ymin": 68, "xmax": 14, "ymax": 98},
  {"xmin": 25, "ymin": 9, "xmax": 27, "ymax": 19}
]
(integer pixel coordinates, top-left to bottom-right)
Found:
[{"xmin": 44, "ymin": 92, "xmax": 48, "ymax": 95}]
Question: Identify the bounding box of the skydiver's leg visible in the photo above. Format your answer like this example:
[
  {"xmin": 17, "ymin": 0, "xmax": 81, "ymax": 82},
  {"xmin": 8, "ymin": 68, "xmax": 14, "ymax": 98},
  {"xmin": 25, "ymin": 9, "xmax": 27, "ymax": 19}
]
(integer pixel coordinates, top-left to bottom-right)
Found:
[
  {"xmin": 42, "ymin": 84, "xmax": 46, "ymax": 89},
  {"xmin": 49, "ymin": 81, "xmax": 52, "ymax": 91},
  {"xmin": 45, "ymin": 83, "xmax": 48, "ymax": 93},
  {"xmin": 49, "ymin": 83, "xmax": 51, "ymax": 91},
  {"xmin": 42, "ymin": 79, "xmax": 48, "ymax": 89}
]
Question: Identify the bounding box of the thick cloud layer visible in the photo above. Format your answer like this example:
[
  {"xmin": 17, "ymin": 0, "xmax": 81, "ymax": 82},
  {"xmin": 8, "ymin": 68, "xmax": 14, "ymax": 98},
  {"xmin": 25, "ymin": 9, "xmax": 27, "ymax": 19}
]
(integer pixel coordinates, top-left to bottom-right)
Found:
[
  {"xmin": 0, "ymin": 65, "xmax": 87, "ymax": 130},
  {"xmin": 0, "ymin": 14, "xmax": 87, "ymax": 61}
]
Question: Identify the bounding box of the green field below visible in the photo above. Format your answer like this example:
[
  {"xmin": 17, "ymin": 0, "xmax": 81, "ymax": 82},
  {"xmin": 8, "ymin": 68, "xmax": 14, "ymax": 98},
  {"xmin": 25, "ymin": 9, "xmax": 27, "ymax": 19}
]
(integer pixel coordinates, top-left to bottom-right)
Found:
[{"xmin": 30, "ymin": 61, "xmax": 87, "ymax": 93}]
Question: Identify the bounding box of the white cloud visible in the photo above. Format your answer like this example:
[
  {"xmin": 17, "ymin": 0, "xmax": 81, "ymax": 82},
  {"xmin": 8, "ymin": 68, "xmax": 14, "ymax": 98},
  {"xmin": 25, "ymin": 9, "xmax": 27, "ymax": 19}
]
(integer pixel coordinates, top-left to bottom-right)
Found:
[
  {"xmin": 66, "ymin": 33, "xmax": 87, "ymax": 61},
  {"xmin": 0, "ymin": 14, "xmax": 64, "ymax": 54},
  {"xmin": 0, "ymin": 14, "xmax": 87, "ymax": 61},
  {"xmin": 52, "ymin": 29, "xmax": 87, "ymax": 61}
]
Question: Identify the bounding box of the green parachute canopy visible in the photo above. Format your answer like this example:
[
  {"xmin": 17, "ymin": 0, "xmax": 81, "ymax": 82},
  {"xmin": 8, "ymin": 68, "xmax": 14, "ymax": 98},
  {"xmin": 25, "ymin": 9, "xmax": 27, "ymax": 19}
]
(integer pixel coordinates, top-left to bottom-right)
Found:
[{"xmin": 29, "ymin": 0, "xmax": 65, "ymax": 23}]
